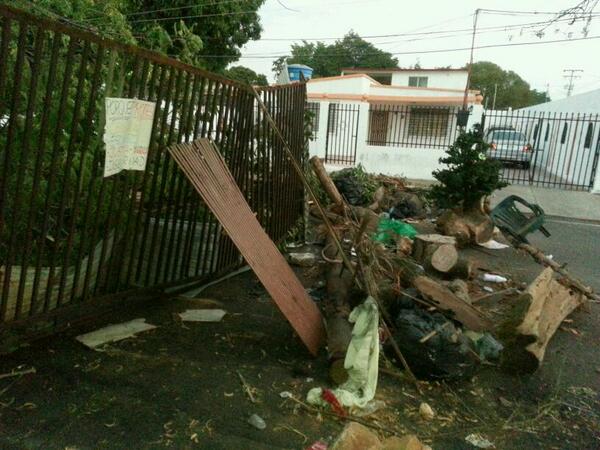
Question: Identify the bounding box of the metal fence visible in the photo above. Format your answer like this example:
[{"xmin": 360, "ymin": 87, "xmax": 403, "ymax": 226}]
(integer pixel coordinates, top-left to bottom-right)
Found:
[
  {"xmin": 483, "ymin": 109, "xmax": 600, "ymax": 190},
  {"xmin": 325, "ymin": 103, "xmax": 360, "ymax": 165},
  {"xmin": 367, "ymin": 104, "xmax": 461, "ymax": 149},
  {"xmin": 0, "ymin": 5, "xmax": 306, "ymax": 328}
]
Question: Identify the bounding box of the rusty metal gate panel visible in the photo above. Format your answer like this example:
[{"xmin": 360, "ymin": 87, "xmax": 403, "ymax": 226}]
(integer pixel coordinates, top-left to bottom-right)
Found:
[
  {"xmin": 0, "ymin": 5, "xmax": 307, "ymax": 342},
  {"xmin": 168, "ymin": 139, "xmax": 324, "ymax": 356}
]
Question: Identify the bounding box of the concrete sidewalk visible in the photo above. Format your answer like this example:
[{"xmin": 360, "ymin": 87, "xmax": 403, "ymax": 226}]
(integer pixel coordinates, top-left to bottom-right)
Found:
[{"xmin": 490, "ymin": 184, "xmax": 600, "ymax": 222}]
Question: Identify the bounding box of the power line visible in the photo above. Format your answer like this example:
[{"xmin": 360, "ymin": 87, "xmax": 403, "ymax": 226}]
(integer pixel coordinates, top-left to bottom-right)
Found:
[
  {"xmin": 252, "ymin": 14, "xmax": 600, "ymax": 41},
  {"xmin": 129, "ymin": 8, "xmax": 263, "ymax": 23},
  {"xmin": 84, "ymin": 0, "xmax": 253, "ymax": 22},
  {"xmin": 216, "ymin": 33, "xmax": 600, "ymax": 59}
]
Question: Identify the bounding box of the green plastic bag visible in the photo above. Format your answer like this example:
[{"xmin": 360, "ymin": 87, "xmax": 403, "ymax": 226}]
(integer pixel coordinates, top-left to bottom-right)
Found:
[{"xmin": 373, "ymin": 218, "xmax": 417, "ymax": 244}]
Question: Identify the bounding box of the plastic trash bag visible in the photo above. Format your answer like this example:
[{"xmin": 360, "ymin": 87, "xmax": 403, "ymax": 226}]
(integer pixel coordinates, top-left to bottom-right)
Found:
[
  {"xmin": 373, "ymin": 218, "xmax": 418, "ymax": 244},
  {"xmin": 307, "ymin": 297, "xmax": 380, "ymax": 409}
]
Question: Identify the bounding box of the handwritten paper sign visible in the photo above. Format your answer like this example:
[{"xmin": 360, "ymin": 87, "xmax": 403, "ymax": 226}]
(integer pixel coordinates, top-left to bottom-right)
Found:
[{"xmin": 103, "ymin": 98, "xmax": 156, "ymax": 177}]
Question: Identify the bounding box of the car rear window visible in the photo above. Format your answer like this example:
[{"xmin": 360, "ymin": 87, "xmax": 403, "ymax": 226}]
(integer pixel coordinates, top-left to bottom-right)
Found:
[{"xmin": 491, "ymin": 131, "xmax": 526, "ymax": 141}]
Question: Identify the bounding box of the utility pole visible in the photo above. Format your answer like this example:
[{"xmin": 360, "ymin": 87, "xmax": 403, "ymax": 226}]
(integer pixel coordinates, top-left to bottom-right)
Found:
[
  {"xmin": 462, "ymin": 9, "xmax": 480, "ymax": 110},
  {"xmin": 491, "ymin": 83, "xmax": 498, "ymax": 110},
  {"xmin": 563, "ymin": 69, "xmax": 583, "ymax": 96}
]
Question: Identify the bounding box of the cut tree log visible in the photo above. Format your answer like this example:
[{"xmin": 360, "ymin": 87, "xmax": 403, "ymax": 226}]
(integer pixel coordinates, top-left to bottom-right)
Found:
[
  {"xmin": 498, "ymin": 267, "xmax": 585, "ymax": 374},
  {"xmin": 412, "ymin": 276, "xmax": 493, "ymax": 332},
  {"xmin": 310, "ymin": 156, "xmax": 344, "ymax": 207},
  {"xmin": 437, "ymin": 209, "xmax": 494, "ymax": 246},
  {"xmin": 412, "ymin": 234, "xmax": 456, "ymax": 261},
  {"xmin": 427, "ymin": 244, "xmax": 458, "ymax": 273},
  {"xmin": 412, "ymin": 234, "xmax": 476, "ymax": 277},
  {"xmin": 392, "ymin": 256, "xmax": 492, "ymax": 331}
]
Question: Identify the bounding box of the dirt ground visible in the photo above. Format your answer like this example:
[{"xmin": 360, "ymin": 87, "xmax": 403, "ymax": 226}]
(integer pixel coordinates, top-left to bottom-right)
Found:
[{"xmin": 0, "ymin": 225, "xmax": 599, "ymax": 449}]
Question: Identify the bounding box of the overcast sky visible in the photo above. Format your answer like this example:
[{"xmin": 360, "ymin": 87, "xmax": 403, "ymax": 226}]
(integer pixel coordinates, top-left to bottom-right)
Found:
[{"xmin": 238, "ymin": 0, "xmax": 600, "ymax": 101}]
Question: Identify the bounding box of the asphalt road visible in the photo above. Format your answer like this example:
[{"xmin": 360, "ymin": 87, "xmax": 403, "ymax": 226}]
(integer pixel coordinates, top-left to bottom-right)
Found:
[
  {"xmin": 526, "ymin": 218, "xmax": 600, "ymax": 393},
  {"xmin": 528, "ymin": 218, "xmax": 600, "ymax": 291}
]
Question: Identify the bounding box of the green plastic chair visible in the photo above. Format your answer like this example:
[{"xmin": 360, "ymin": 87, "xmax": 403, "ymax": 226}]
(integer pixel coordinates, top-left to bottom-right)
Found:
[{"xmin": 490, "ymin": 195, "xmax": 551, "ymax": 244}]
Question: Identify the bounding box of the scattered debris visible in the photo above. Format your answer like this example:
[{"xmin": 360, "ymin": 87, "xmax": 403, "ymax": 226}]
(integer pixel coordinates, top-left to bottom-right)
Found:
[
  {"xmin": 0, "ymin": 367, "xmax": 36, "ymax": 381},
  {"xmin": 288, "ymin": 252, "xmax": 319, "ymax": 267},
  {"xmin": 237, "ymin": 371, "xmax": 258, "ymax": 403},
  {"xmin": 478, "ymin": 239, "xmax": 509, "ymax": 250},
  {"xmin": 177, "ymin": 309, "xmax": 227, "ymax": 322},
  {"xmin": 76, "ymin": 318, "xmax": 157, "ymax": 349},
  {"xmin": 247, "ymin": 414, "xmax": 266, "ymax": 430},
  {"xmin": 418, "ymin": 402, "xmax": 435, "ymax": 421},
  {"xmin": 465, "ymin": 433, "xmax": 495, "ymax": 448},
  {"xmin": 353, "ymin": 400, "xmax": 386, "ymax": 418},
  {"xmin": 306, "ymin": 441, "xmax": 329, "ymax": 450},
  {"xmin": 481, "ymin": 273, "xmax": 508, "ymax": 283},
  {"xmin": 330, "ymin": 422, "xmax": 381, "ymax": 450},
  {"xmin": 170, "ymin": 266, "xmax": 251, "ymax": 297},
  {"xmin": 386, "ymin": 434, "xmax": 431, "ymax": 450}
]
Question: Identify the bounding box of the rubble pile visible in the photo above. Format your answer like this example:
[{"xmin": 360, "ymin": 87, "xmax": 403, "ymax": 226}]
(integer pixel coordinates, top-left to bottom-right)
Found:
[{"xmin": 296, "ymin": 157, "xmax": 596, "ymax": 396}]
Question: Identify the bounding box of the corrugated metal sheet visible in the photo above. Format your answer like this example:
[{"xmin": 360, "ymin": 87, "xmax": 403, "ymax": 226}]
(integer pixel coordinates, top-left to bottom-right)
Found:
[{"xmin": 169, "ymin": 139, "xmax": 324, "ymax": 356}]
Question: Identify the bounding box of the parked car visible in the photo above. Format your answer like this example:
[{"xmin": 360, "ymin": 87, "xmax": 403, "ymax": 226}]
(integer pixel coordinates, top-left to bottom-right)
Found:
[{"xmin": 484, "ymin": 128, "xmax": 533, "ymax": 169}]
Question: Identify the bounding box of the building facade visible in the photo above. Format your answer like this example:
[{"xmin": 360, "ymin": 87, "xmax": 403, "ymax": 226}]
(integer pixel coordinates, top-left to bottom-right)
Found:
[{"xmin": 306, "ymin": 69, "xmax": 483, "ymax": 181}]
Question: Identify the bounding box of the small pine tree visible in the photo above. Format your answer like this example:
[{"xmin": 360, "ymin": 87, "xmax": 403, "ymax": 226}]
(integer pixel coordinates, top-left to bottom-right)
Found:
[{"xmin": 429, "ymin": 124, "xmax": 508, "ymax": 211}]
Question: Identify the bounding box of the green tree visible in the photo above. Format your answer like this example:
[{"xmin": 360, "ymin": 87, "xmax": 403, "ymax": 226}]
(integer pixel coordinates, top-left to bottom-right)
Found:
[
  {"xmin": 125, "ymin": 0, "xmax": 266, "ymax": 71},
  {"xmin": 470, "ymin": 61, "xmax": 550, "ymax": 109},
  {"xmin": 223, "ymin": 65, "xmax": 268, "ymax": 86},
  {"xmin": 273, "ymin": 31, "xmax": 399, "ymax": 78},
  {"xmin": 429, "ymin": 125, "xmax": 508, "ymax": 210}
]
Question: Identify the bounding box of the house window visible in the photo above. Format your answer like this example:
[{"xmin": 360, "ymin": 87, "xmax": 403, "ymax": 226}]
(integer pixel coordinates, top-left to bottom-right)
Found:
[
  {"xmin": 306, "ymin": 102, "xmax": 320, "ymax": 138},
  {"xmin": 408, "ymin": 108, "xmax": 449, "ymax": 137},
  {"xmin": 408, "ymin": 76, "xmax": 428, "ymax": 88},
  {"xmin": 584, "ymin": 123, "xmax": 594, "ymax": 149},
  {"xmin": 368, "ymin": 110, "xmax": 390, "ymax": 145},
  {"xmin": 561, "ymin": 122, "xmax": 568, "ymax": 144}
]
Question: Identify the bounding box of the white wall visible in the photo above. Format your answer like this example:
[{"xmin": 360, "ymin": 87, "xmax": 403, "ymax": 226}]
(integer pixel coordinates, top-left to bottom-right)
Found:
[
  {"xmin": 391, "ymin": 71, "xmax": 467, "ymax": 90},
  {"xmin": 307, "ymin": 76, "xmax": 371, "ymax": 96},
  {"xmin": 354, "ymin": 145, "xmax": 447, "ymax": 180},
  {"xmin": 308, "ymin": 99, "xmax": 484, "ymax": 181},
  {"xmin": 370, "ymin": 85, "xmax": 466, "ymax": 98}
]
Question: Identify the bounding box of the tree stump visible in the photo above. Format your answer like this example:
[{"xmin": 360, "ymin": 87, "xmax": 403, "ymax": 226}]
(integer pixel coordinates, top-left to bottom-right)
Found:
[{"xmin": 436, "ymin": 209, "xmax": 494, "ymax": 246}]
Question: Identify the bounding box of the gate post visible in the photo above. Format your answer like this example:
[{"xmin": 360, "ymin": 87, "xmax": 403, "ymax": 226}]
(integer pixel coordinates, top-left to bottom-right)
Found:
[
  {"xmin": 314, "ymin": 100, "xmax": 329, "ymax": 159},
  {"xmin": 592, "ymin": 169, "xmax": 600, "ymax": 194},
  {"xmin": 353, "ymin": 102, "xmax": 370, "ymax": 165}
]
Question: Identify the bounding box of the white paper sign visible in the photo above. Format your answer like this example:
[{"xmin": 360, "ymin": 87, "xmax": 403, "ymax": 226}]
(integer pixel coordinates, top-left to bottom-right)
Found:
[{"xmin": 103, "ymin": 97, "xmax": 156, "ymax": 177}]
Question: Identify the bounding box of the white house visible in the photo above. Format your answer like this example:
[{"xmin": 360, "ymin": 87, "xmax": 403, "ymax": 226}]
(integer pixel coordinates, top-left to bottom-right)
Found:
[{"xmin": 306, "ymin": 68, "xmax": 484, "ymax": 181}]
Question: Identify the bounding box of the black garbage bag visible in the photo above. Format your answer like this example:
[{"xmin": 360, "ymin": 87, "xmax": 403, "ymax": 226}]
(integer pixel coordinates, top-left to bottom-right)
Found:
[
  {"xmin": 332, "ymin": 168, "xmax": 373, "ymax": 206},
  {"xmin": 385, "ymin": 308, "xmax": 477, "ymax": 380},
  {"xmin": 389, "ymin": 192, "xmax": 425, "ymax": 220}
]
